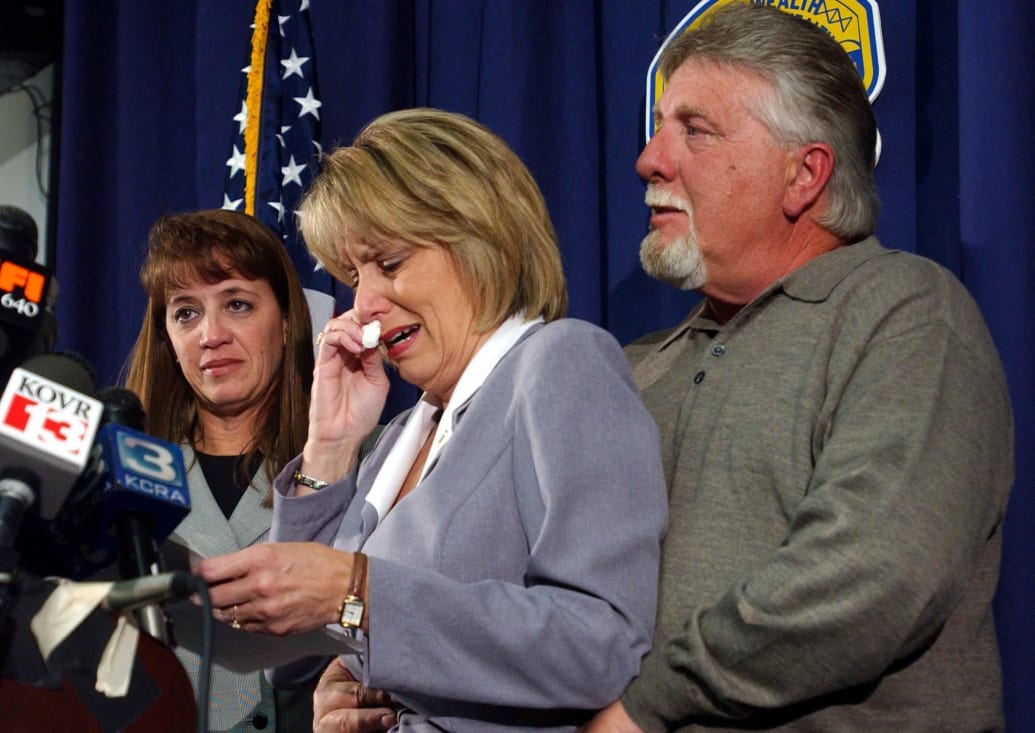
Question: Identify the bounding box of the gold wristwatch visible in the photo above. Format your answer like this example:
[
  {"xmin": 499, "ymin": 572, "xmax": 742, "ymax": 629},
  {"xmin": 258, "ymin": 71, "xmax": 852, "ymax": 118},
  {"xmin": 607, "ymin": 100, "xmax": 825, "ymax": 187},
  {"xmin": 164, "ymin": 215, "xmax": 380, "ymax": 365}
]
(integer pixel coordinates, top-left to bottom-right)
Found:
[{"xmin": 338, "ymin": 552, "xmax": 368, "ymax": 629}]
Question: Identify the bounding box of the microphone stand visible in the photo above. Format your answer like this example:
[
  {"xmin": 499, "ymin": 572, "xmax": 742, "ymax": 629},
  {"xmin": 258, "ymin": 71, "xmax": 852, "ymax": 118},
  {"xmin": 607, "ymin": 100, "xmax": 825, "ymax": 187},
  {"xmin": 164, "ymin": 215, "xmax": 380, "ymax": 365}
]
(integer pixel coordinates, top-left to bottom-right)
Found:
[
  {"xmin": 0, "ymin": 472, "xmax": 37, "ymax": 644},
  {"xmin": 116, "ymin": 512, "xmax": 170, "ymax": 644},
  {"xmin": 0, "ymin": 546, "xmax": 20, "ymax": 657}
]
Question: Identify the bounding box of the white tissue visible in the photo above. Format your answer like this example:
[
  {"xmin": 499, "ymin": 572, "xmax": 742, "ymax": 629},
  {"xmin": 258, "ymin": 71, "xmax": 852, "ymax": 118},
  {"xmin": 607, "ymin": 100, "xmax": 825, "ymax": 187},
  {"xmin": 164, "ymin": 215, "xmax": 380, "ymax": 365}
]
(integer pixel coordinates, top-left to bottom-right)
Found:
[{"xmin": 361, "ymin": 320, "xmax": 382, "ymax": 349}]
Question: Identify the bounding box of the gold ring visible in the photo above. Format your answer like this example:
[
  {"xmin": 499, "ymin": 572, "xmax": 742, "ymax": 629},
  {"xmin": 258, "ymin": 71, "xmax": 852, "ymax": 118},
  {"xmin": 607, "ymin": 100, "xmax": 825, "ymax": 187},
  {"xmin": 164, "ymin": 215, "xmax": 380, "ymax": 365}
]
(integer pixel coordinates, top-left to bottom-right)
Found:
[
  {"xmin": 315, "ymin": 332, "xmax": 325, "ymax": 348},
  {"xmin": 231, "ymin": 605, "xmax": 241, "ymax": 630}
]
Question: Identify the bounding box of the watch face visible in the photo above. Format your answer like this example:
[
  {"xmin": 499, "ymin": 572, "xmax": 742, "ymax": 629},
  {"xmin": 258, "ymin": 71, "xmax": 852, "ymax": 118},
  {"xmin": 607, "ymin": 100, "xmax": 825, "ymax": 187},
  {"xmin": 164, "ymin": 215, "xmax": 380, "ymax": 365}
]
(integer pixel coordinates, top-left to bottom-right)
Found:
[{"xmin": 340, "ymin": 599, "xmax": 364, "ymax": 628}]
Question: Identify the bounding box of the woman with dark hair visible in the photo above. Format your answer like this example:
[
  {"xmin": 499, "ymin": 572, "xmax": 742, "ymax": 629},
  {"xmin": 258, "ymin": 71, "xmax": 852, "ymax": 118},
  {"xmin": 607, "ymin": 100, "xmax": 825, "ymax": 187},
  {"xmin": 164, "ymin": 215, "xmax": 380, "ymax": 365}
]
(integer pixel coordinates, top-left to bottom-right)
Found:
[{"xmin": 125, "ymin": 208, "xmax": 316, "ymax": 732}]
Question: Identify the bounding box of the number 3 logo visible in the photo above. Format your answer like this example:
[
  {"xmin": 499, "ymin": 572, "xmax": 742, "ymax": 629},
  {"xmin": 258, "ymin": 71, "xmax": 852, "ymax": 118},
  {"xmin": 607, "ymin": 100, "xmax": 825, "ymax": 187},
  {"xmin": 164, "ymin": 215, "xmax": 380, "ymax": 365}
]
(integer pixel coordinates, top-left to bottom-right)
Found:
[{"xmin": 121, "ymin": 435, "xmax": 179, "ymax": 482}]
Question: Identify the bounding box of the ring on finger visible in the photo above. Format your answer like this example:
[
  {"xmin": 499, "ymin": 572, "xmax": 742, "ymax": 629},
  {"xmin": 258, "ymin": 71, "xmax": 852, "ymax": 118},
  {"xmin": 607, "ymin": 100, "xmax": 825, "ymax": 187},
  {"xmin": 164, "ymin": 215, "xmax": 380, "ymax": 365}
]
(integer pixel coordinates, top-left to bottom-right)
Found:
[
  {"xmin": 315, "ymin": 332, "xmax": 325, "ymax": 347},
  {"xmin": 231, "ymin": 605, "xmax": 241, "ymax": 630}
]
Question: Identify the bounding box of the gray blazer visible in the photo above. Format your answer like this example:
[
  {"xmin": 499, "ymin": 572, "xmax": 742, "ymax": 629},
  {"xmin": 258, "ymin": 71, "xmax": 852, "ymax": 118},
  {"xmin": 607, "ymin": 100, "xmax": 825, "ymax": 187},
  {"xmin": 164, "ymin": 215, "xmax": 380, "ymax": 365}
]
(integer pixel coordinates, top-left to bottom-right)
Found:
[
  {"xmin": 270, "ymin": 319, "xmax": 669, "ymax": 732},
  {"xmin": 169, "ymin": 444, "xmax": 276, "ymax": 732}
]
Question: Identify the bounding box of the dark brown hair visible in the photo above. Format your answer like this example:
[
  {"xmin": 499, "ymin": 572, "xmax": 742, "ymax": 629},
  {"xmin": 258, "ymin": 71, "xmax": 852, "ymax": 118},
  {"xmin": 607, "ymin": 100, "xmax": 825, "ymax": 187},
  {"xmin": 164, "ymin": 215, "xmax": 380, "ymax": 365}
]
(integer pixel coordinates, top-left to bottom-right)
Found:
[{"xmin": 124, "ymin": 209, "xmax": 313, "ymax": 498}]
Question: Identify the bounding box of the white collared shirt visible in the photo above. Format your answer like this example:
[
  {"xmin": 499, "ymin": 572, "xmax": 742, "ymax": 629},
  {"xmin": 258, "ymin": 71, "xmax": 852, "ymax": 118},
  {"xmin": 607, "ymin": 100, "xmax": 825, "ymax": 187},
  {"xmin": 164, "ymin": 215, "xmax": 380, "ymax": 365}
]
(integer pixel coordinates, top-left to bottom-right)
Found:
[{"xmin": 364, "ymin": 314, "xmax": 542, "ymax": 521}]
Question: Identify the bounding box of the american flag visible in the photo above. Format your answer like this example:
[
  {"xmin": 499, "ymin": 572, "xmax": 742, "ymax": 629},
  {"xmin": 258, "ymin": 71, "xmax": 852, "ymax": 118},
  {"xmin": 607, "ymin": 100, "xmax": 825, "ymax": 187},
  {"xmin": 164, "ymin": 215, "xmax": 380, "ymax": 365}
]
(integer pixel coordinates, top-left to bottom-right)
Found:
[{"xmin": 222, "ymin": 0, "xmax": 336, "ymax": 329}]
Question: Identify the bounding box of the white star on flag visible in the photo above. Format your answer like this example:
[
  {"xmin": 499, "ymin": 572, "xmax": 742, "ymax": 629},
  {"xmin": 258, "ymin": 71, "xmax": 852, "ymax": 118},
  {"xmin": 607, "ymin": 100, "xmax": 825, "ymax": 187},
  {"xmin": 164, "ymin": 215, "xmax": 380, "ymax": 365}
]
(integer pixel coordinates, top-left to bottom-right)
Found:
[
  {"xmin": 233, "ymin": 101, "xmax": 248, "ymax": 134},
  {"xmin": 293, "ymin": 87, "xmax": 322, "ymax": 120},
  {"xmin": 222, "ymin": 193, "xmax": 243, "ymax": 211},
  {"xmin": 281, "ymin": 48, "xmax": 309, "ymax": 79},
  {"xmin": 281, "ymin": 155, "xmax": 307, "ymax": 187},
  {"xmin": 226, "ymin": 145, "xmax": 246, "ymax": 178}
]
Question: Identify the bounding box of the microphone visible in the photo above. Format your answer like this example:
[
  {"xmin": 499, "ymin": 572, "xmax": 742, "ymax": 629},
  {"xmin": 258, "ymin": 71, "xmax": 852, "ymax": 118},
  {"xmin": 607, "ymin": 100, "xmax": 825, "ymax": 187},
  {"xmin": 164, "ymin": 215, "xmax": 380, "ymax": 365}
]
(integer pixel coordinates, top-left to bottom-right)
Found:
[
  {"xmin": 0, "ymin": 254, "xmax": 52, "ymax": 339},
  {"xmin": 92, "ymin": 389, "xmax": 188, "ymax": 574},
  {"xmin": 101, "ymin": 571, "xmax": 199, "ymax": 614},
  {"xmin": 0, "ymin": 353, "xmax": 100, "ymax": 632},
  {"xmin": 100, "ymin": 390, "xmax": 190, "ymax": 643},
  {"xmin": 0, "ymin": 470, "xmax": 38, "ymax": 548},
  {"xmin": 0, "ymin": 353, "xmax": 102, "ymax": 538},
  {"xmin": 0, "ymin": 204, "xmax": 41, "ymax": 263},
  {"xmin": 0, "ymin": 219, "xmax": 58, "ymax": 383},
  {"xmin": 57, "ymin": 387, "xmax": 191, "ymax": 640},
  {"xmin": 19, "ymin": 390, "xmax": 191, "ymax": 582}
]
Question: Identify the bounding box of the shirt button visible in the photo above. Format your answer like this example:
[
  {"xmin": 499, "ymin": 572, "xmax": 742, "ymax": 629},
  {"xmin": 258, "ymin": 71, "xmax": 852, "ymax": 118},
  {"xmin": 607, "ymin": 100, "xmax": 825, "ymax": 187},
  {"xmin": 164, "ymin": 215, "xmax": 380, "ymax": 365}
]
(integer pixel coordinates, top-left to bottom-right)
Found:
[
  {"xmin": 693, "ymin": 371, "xmax": 706, "ymax": 384},
  {"xmin": 710, "ymin": 343, "xmax": 727, "ymax": 357},
  {"xmin": 251, "ymin": 713, "xmax": 269, "ymax": 729}
]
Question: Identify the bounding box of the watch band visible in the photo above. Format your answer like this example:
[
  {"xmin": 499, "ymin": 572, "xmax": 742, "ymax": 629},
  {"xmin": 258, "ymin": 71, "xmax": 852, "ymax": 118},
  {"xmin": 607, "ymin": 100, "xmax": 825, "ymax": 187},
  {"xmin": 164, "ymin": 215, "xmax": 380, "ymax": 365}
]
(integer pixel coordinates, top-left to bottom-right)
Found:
[
  {"xmin": 338, "ymin": 552, "xmax": 368, "ymax": 629},
  {"xmin": 293, "ymin": 469, "xmax": 330, "ymax": 491}
]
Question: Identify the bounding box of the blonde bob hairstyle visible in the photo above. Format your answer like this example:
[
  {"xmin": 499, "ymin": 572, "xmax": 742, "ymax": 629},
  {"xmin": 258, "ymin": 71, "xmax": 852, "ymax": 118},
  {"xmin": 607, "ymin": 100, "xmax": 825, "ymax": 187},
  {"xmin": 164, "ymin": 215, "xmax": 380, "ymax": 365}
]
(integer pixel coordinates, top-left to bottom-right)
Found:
[
  {"xmin": 299, "ymin": 108, "xmax": 567, "ymax": 331},
  {"xmin": 124, "ymin": 209, "xmax": 313, "ymax": 496}
]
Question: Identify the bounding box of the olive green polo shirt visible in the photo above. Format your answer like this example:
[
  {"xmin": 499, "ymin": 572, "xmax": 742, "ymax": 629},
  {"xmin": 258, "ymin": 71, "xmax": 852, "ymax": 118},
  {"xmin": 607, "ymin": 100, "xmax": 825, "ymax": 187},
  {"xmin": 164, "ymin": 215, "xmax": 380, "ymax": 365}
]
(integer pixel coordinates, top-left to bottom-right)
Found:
[{"xmin": 623, "ymin": 238, "xmax": 1013, "ymax": 732}]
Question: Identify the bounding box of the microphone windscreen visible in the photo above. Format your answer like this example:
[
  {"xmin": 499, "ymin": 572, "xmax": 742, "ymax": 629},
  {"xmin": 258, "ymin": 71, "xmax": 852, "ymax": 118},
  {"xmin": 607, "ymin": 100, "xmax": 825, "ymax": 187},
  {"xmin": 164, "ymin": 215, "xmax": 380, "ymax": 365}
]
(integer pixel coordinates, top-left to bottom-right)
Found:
[
  {"xmin": 19, "ymin": 352, "xmax": 96, "ymax": 395},
  {"xmin": 96, "ymin": 386, "xmax": 146, "ymax": 431},
  {"xmin": 0, "ymin": 205, "xmax": 38, "ymax": 262}
]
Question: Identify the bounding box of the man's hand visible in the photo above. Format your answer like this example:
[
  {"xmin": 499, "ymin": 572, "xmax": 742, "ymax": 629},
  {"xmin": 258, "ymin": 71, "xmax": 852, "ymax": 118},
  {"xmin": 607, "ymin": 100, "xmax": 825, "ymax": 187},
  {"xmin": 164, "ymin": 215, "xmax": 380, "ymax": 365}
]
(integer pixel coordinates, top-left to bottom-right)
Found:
[
  {"xmin": 580, "ymin": 701, "xmax": 645, "ymax": 733},
  {"xmin": 313, "ymin": 657, "xmax": 397, "ymax": 733}
]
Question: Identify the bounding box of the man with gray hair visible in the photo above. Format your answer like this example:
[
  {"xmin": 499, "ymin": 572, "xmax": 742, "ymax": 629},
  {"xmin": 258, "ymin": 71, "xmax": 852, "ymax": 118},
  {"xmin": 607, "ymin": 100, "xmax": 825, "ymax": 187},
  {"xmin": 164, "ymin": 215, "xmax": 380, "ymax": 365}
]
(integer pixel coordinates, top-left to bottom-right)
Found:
[{"xmin": 585, "ymin": 3, "xmax": 1012, "ymax": 731}]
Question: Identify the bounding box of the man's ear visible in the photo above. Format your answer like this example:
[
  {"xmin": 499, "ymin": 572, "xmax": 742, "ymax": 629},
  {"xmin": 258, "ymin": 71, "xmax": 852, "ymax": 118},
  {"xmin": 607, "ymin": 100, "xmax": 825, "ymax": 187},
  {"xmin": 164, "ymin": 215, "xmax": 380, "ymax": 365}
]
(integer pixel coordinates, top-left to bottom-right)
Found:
[{"xmin": 783, "ymin": 143, "xmax": 834, "ymax": 220}]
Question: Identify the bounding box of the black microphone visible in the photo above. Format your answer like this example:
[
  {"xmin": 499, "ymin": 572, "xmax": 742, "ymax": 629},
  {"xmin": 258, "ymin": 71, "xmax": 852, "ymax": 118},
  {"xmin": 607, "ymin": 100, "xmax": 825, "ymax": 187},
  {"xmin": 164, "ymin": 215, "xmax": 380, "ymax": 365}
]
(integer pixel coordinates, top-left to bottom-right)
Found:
[
  {"xmin": 0, "ymin": 206, "xmax": 57, "ymax": 383},
  {"xmin": 101, "ymin": 388, "xmax": 174, "ymax": 642},
  {"xmin": 97, "ymin": 387, "xmax": 166, "ymax": 642},
  {"xmin": 18, "ymin": 388, "xmax": 191, "ymax": 594},
  {"xmin": 79, "ymin": 387, "xmax": 191, "ymax": 641},
  {"xmin": 0, "ymin": 204, "xmax": 40, "ymax": 262},
  {"xmin": 101, "ymin": 571, "xmax": 199, "ymax": 614},
  {"xmin": 0, "ymin": 468, "xmax": 38, "ymax": 548},
  {"xmin": 94, "ymin": 387, "xmax": 161, "ymax": 582}
]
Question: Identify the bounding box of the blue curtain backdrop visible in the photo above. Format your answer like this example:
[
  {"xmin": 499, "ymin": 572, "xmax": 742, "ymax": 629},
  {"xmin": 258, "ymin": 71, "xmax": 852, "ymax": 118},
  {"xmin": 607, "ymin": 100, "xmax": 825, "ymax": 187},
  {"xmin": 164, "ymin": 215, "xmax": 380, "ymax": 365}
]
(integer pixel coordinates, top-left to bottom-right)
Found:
[{"xmin": 53, "ymin": 0, "xmax": 1033, "ymax": 726}]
